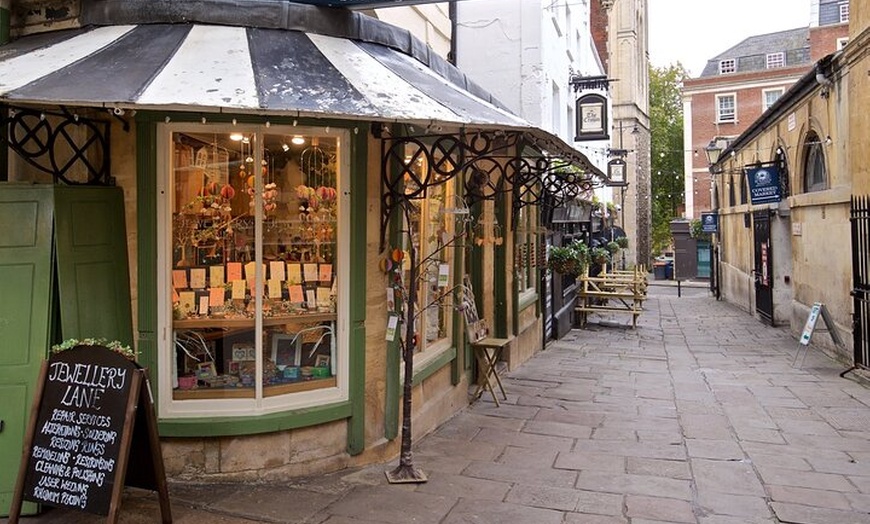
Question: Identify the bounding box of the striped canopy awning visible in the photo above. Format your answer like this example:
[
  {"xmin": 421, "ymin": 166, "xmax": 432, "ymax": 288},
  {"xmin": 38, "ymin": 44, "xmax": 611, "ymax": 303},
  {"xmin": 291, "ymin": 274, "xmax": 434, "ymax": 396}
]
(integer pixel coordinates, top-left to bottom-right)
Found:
[
  {"xmin": 0, "ymin": 23, "xmax": 530, "ymax": 130},
  {"xmin": 0, "ymin": 0, "xmax": 604, "ymax": 178}
]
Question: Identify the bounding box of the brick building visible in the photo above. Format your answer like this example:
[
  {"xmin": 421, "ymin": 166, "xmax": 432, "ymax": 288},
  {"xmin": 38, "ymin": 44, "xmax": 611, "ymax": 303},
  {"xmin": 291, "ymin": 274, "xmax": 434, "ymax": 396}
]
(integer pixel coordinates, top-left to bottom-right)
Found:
[{"xmin": 681, "ymin": 0, "xmax": 849, "ymax": 219}]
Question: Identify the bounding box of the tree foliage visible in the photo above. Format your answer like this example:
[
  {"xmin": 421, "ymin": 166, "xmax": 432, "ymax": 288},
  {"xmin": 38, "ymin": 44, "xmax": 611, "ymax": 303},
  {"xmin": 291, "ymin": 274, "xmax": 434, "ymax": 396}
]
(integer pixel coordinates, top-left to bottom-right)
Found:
[{"xmin": 649, "ymin": 63, "xmax": 688, "ymax": 255}]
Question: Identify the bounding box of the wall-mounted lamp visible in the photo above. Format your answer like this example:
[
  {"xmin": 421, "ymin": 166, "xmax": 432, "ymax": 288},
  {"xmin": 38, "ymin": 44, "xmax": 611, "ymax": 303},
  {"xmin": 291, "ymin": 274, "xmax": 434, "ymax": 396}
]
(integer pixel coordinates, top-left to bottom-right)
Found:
[
  {"xmin": 291, "ymin": 135, "xmax": 306, "ymax": 145},
  {"xmin": 230, "ymin": 132, "xmax": 244, "ymax": 141},
  {"xmin": 704, "ymin": 137, "xmax": 729, "ymax": 174}
]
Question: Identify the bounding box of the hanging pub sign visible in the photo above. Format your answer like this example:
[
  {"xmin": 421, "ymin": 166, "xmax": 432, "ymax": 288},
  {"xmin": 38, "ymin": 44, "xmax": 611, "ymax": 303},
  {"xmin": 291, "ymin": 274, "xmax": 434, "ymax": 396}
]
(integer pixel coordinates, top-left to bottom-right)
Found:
[
  {"xmin": 700, "ymin": 212, "xmax": 718, "ymax": 234},
  {"xmin": 607, "ymin": 158, "xmax": 627, "ymax": 186},
  {"xmin": 575, "ymin": 93, "xmax": 609, "ymax": 141},
  {"xmin": 744, "ymin": 163, "xmax": 782, "ymax": 205}
]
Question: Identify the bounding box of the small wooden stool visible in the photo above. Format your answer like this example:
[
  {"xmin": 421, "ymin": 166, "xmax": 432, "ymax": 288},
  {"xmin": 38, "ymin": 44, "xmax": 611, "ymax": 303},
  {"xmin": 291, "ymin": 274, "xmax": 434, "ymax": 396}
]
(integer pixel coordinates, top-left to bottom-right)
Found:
[{"xmin": 470, "ymin": 337, "xmax": 513, "ymax": 406}]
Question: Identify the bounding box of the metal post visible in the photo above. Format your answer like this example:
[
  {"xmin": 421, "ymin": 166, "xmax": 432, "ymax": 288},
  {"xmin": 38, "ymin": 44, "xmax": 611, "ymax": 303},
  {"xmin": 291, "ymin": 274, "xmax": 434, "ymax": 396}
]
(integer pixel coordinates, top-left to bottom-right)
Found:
[{"xmin": 677, "ymin": 279, "xmax": 681, "ymax": 298}]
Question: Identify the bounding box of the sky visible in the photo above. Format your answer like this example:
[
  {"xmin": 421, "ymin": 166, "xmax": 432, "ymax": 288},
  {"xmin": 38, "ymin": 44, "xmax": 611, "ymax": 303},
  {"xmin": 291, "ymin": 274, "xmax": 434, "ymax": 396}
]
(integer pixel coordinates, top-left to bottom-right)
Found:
[{"xmin": 648, "ymin": 0, "xmax": 813, "ymax": 76}]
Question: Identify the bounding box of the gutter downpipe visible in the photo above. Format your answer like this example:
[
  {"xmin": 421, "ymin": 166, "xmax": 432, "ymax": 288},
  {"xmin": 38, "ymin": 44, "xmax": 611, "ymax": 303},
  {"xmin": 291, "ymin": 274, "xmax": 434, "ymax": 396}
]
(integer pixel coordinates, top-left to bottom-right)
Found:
[
  {"xmin": 0, "ymin": 0, "xmax": 9, "ymax": 45},
  {"xmin": 448, "ymin": 1, "xmax": 457, "ymax": 65}
]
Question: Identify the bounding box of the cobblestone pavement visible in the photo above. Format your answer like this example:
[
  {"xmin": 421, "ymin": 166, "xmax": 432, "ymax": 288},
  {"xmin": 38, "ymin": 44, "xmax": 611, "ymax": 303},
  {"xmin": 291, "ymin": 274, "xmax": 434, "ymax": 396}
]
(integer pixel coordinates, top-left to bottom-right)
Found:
[{"xmin": 8, "ymin": 285, "xmax": 870, "ymax": 523}]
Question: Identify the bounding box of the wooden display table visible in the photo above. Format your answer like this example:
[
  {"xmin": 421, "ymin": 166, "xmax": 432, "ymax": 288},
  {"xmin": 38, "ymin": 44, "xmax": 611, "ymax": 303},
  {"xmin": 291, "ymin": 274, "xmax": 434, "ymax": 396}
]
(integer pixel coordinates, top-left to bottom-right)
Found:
[{"xmin": 575, "ymin": 266, "xmax": 648, "ymax": 328}]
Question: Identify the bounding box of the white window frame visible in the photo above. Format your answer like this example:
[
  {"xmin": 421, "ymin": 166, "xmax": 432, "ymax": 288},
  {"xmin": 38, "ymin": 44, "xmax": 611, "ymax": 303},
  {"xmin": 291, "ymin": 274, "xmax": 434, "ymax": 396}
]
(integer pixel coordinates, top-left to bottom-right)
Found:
[
  {"xmin": 718, "ymin": 59, "xmax": 736, "ymax": 74},
  {"xmin": 766, "ymin": 52, "xmax": 785, "ymax": 69},
  {"xmin": 839, "ymin": 2, "xmax": 849, "ymax": 23},
  {"xmin": 762, "ymin": 88, "xmax": 785, "ymax": 112},
  {"xmin": 716, "ymin": 93, "xmax": 736, "ymax": 123},
  {"xmin": 156, "ymin": 123, "xmax": 351, "ymax": 419}
]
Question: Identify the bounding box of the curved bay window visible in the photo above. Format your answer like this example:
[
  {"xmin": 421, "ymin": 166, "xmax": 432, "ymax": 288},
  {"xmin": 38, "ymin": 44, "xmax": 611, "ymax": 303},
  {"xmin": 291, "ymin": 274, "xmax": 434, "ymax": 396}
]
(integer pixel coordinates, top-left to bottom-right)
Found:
[
  {"xmin": 803, "ymin": 132, "xmax": 827, "ymax": 193},
  {"xmin": 158, "ymin": 124, "xmax": 349, "ymax": 417}
]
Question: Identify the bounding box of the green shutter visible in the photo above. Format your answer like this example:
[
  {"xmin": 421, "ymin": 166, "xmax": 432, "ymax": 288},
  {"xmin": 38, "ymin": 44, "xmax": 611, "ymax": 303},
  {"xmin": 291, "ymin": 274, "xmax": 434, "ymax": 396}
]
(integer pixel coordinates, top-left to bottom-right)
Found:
[
  {"xmin": 53, "ymin": 186, "xmax": 133, "ymax": 347},
  {"xmin": 0, "ymin": 186, "xmax": 55, "ymax": 516}
]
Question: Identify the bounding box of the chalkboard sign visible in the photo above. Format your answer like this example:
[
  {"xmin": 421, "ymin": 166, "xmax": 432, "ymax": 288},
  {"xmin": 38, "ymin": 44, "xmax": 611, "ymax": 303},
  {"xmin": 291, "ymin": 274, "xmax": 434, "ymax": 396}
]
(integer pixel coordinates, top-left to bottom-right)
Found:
[{"xmin": 8, "ymin": 345, "xmax": 171, "ymax": 524}]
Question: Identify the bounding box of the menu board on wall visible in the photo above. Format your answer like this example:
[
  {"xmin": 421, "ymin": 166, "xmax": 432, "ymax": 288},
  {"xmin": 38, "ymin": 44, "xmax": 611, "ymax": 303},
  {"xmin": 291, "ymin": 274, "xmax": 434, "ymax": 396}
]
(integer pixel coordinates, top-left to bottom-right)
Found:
[{"xmin": 8, "ymin": 346, "xmax": 171, "ymax": 524}]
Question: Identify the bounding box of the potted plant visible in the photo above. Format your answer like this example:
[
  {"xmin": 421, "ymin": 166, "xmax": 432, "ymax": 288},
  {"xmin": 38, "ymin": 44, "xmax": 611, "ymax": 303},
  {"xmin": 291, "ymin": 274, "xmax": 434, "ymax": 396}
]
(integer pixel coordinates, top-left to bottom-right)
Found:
[
  {"xmin": 616, "ymin": 236, "xmax": 629, "ymax": 249},
  {"xmin": 606, "ymin": 240, "xmax": 620, "ymax": 254},
  {"xmin": 547, "ymin": 245, "xmax": 580, "ymax": 275},
  {"xmin": 591, "ymin": 246, "xmax": 610, "ymax": 266}
]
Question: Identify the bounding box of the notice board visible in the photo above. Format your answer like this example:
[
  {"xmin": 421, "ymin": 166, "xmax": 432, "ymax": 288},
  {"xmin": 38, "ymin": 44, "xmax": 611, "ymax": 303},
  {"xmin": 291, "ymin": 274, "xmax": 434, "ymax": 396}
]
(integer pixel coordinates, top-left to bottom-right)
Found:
[{"xmin": 8, "ymin": 345, "xmax": 171, "ymax": 523}]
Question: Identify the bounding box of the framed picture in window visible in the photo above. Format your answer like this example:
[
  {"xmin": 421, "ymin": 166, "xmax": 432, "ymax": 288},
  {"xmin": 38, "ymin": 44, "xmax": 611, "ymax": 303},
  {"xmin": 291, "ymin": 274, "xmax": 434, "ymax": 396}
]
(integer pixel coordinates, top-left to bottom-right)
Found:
[{"xmin": 271, "ymin": 334, "xmax": 302, "ymax": 367}]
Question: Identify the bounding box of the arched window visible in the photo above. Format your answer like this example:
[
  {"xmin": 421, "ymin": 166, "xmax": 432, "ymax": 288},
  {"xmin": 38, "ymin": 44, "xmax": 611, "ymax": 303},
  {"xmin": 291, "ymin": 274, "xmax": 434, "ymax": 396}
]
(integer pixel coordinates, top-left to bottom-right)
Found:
[{"xmin": 803, "ymin": 132, "xmax": 827, "ymax": 192}]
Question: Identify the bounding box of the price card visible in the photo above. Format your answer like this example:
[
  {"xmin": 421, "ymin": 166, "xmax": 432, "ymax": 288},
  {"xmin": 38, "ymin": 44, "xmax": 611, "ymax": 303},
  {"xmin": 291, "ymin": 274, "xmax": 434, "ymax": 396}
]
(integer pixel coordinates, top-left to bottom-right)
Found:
[
  {"xmin": 269, "ymin": 261, "xmax": 286, "ymax": 281},
  {"xmin": 287, "ymin": 263, "xmax": 302, "ymax": 284},
  {"xmin": 172, "ymin": 269, "xmax": 188, "ymax": 289},
  {"xmin": 437, "ymin": 263, "xmax": 450, "ymax": 287},
  {"xmin": 268, "ymin": 279, "xmax": 283, "ymax": 299},
  {"xmin": 316, "ymin": 287, "xmax": 331, "ymax": 307},
  {"xmin": 178, "ymin": 291, "xmax": 196, "ymax": 315},
  {"xmin": 303, "ymin": 263, "xmax": 319, "ymax": 283},
  {"xmin": 231, "ymin": 280, "xmax": 246, "ymax": 300},
  {"xmin": 226, "ymin": 262, "xmax": 243, "ymax": 282},
  {"xmin": 189, "ymin": 268, "xmax": 207, "ymax": 289},
  {"xmin": 210, "ymin": 265, "xmax": 225, "ymax": 287},
  {"xmin": 288, "ymin": 284, "xmax": 304, "ymax": 304},
  {"xmin": 386, "ymin": 287, "xmax": 395, "ymax": 311},
  {"xmin": 319, "ymin": 263, "xmax": 333, "ymax": 283},
  {"xmin": 386, "ymin": 315, "xmax": 398, "ymax": 341},
  {"xmin": 305, "ymin": 289, "xmax": 316, "ymax": 308},
  {"xmin": 245, "ymin": 262, "xmax": 258, "ymax": 281},
  {"xmin": 209, "ymin": 286, "xmax": 226, "ymax": 307},
  {"xmin": 198, "ymin": 295, "xmax": 210, "ymax": 315}
]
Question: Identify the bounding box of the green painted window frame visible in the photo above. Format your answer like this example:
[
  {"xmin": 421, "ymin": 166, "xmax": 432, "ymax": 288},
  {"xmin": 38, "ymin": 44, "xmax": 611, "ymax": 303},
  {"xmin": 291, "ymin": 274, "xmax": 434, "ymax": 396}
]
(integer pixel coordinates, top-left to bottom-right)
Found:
[{"xmin": 137, "ymin": 113, "xmax": 367, "ymax": 450}]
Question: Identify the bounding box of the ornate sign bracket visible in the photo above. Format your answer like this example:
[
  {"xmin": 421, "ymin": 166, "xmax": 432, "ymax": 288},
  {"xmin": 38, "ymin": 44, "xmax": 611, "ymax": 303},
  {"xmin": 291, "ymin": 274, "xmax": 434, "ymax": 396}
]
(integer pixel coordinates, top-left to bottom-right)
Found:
[
  {"xmin": 2, "ymin": 105, "xmax": 113, "ymax": 185},
  {"xmin": 375, "ymin": 124, "xmax": 602, "ymax": 248}
]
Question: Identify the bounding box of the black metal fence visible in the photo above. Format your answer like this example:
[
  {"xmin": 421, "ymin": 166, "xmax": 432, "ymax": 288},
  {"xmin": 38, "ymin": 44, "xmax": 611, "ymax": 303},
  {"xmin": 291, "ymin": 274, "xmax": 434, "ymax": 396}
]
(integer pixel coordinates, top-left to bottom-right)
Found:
[{"xmin": 851, "ymin": 195, "xmax": 870, "ymax": 368}]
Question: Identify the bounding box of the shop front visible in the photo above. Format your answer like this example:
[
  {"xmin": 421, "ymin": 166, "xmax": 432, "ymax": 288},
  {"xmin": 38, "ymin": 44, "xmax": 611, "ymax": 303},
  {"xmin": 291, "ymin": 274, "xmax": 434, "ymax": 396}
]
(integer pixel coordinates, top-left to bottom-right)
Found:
[{"xmin": 0, "ymin": 1, "xmax": 602, "ymax": 498}]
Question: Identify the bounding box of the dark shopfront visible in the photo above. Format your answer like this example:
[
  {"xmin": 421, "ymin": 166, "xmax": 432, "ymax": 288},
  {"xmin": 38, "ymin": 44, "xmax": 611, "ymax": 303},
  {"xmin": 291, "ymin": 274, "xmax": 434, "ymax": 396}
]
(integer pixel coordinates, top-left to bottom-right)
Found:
[{"xmin": 0, "ymin": 1, "xmax": 604, "ymax": 513}]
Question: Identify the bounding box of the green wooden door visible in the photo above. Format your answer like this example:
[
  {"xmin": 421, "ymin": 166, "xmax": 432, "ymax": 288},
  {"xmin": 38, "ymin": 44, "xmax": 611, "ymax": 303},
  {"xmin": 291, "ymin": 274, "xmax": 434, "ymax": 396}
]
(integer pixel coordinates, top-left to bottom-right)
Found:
[
  {"xmin": 0, "ymin": 185, "xmax": 54, "ymax": 516},
  {"xmin": 53, "ymin": 186, "xmax": 133, "ymax": 347}
]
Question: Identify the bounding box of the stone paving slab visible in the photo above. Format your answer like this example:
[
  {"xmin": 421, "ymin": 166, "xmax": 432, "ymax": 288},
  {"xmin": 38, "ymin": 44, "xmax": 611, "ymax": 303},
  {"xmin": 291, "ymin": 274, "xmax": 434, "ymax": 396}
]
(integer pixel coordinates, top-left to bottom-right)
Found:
[{"xmin": 12, "ymin": 288, "xmax": 870, "ymax": 524}]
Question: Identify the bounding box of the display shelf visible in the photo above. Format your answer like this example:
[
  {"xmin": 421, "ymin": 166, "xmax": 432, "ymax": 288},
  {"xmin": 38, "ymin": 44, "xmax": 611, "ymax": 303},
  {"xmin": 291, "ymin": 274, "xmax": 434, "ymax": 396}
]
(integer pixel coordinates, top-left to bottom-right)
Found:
[
  {"xmin": 172, "ymin": 376, "xmax": 337, "ymax": 400},
  {"xmin": 173, "ymin": 312, "xmax": 336, "ymax": 329}
]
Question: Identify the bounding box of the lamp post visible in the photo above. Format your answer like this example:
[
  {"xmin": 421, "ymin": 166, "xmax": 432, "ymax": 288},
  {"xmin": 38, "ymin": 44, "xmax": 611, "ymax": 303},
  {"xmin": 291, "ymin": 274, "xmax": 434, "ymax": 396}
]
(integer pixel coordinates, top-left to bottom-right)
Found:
[{"xmin": 703, "ymin": 137, "xmax": 726, "ymax": 300}]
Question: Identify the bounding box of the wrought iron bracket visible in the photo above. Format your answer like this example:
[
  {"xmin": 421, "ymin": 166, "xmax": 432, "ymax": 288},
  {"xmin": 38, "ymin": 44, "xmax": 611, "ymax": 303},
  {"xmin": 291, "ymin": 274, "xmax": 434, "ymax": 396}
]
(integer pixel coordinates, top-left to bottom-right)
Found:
[
  {"xmin": 377, "ymin": 126, "xmax": 603, "ymax": 249},
  {"xmin": 2, "ymin": 105, "xmax": 112, "ymax": 185}
]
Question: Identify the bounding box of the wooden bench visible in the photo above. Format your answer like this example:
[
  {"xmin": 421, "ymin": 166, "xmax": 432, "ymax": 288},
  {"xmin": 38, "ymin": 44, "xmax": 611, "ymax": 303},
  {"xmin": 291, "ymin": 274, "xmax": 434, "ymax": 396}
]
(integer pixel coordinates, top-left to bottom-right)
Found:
[{"xmin": 575, "ymin": 265, "xmax": 648, "ymax": 328}]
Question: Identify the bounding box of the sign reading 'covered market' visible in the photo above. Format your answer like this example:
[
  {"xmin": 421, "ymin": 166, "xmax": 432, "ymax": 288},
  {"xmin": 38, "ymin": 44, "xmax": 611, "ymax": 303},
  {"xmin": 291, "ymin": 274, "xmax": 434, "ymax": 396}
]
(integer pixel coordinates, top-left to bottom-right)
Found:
[{"xmin": 745, "ymin": 164, "xmax": 782, "ymax": 205}]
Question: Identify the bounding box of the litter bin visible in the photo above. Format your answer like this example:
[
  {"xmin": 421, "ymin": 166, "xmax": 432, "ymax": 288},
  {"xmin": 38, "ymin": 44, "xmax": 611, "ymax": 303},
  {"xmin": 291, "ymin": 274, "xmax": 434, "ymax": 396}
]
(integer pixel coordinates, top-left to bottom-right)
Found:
[
  {"xmin": 664, "ymin": 261, "xmax": 674, "ymax": 280},
  {"xmin": 653, "ymin": 263, "xmax": 667, "ymax": 280}
]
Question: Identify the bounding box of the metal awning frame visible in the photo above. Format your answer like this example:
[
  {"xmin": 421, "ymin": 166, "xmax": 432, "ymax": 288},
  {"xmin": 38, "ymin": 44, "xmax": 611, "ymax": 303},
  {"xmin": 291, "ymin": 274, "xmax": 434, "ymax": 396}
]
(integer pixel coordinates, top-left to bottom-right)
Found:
[{"xmin": 377, "ymin": 125, "xmax": 604, "ymax": 249}]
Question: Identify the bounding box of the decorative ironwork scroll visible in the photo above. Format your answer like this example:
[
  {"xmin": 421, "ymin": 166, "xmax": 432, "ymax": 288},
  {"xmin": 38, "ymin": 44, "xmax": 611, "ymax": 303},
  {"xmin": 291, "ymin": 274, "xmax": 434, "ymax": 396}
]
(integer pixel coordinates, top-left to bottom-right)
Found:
[
  {"xmin": 376, "ymin": 124, "xmax": 604, "ymax": 248},
  {"xmin": 2, "ymin": 106, "xmax": 112, "ymax": 185}
]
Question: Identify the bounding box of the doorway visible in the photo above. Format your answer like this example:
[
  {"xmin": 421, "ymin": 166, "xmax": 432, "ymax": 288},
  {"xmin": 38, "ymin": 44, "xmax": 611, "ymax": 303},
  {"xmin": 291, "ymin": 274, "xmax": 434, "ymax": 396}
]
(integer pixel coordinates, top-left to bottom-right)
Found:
[{"xmin": 753, "ymin": 210, "xmax": 774, "ymax": 324}]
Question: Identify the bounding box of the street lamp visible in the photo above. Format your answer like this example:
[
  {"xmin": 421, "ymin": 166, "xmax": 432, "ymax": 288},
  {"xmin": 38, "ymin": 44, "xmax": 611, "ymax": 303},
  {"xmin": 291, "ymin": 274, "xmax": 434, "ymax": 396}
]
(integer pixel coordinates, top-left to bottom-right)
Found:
[{"xmin": 704, "ymin": 137, "xmax": 728, "ymax": 173}]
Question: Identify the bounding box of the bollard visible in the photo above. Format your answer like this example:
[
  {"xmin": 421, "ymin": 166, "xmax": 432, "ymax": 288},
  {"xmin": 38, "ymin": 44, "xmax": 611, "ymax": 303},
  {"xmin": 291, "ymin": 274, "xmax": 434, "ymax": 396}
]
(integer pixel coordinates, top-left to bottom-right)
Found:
[{"xmin": 677, "ymin": 279, "xmax": 681, "ymax": 298}]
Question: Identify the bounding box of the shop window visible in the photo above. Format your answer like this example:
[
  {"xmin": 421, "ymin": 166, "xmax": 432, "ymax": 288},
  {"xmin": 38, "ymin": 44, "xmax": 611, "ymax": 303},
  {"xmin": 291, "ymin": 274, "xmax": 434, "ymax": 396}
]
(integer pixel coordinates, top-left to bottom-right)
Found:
[
  {"xmin": 802, "ymin": 132, "xmax": 827, "ymax": 193},
  {"xmin": 516, "ymin": 205, "xmax": 538, "ymax": 305},
  {"xmin": 161, "ymin": 125, "xmax": 348, "ymax": 416},
  {"xmin": 399, "ymin": 144, "xmax": 456, "ymax": 356}
]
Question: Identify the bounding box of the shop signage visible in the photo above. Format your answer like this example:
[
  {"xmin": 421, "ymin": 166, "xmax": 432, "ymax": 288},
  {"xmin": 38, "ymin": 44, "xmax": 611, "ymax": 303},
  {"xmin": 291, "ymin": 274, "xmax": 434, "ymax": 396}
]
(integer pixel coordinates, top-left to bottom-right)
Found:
[
  {"xmin": 575, "ymin": 93, "xmax": 609, "ymax": 141},
  {"xmin": 8, "ymin": 346, "xmax": 171, "ymax": 524},
  {"xmin": 700, "ymin": 212, "xmax": 718, "ymax": 234},
  {"xmin": 745, "ymin": 164, "xmax": 782, "ymax": 205}
]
